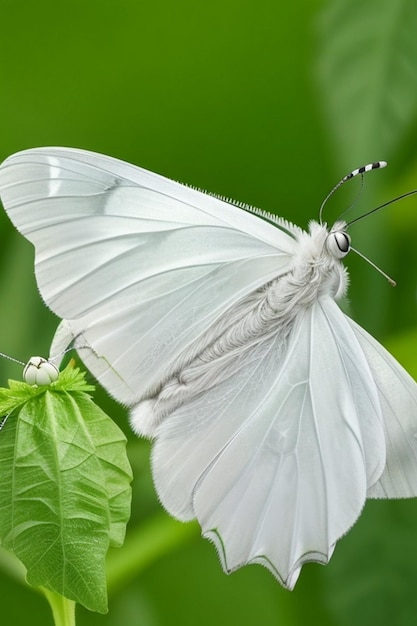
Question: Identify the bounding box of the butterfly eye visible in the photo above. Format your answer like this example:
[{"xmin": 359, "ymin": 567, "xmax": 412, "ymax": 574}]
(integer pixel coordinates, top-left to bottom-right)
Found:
[{"xmin": 326, "ymin": 231, "xmax": 351, "ymax": 259}]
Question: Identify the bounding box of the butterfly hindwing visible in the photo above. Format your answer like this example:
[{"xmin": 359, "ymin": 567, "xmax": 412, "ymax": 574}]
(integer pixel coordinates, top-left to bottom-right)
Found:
[
  {"xmin": 151, "ymin": 298, "xmax": 389, "ymax": 588},
  {"xmin": 347, "ymin": 319, "xmax": 417, "ymax": 498}
]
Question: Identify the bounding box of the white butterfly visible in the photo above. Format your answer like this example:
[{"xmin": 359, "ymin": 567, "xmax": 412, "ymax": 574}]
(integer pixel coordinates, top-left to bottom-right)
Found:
[{"xmin": 1, "ymin": 148, "xmax": 417, "ymax": 589}]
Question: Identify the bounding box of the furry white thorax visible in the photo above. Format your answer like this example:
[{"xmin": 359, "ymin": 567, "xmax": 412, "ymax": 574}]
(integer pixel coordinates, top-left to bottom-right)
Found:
[{"xmin": 132, "ymin": 219, "xmax": 350, "ymax": 436}]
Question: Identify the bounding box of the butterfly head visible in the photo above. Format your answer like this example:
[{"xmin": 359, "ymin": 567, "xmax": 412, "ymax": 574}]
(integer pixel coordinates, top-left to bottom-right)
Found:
[
  {"xmin": 326, "ymin": 227, "xmax": 351, "ymax": 259},
  {"xmin": 306, "ymin": 220, "xmax": 350, "ymax": 262},
  {"xmin": 294, "ymin": 221, "xmax": 350, "ymax": 302}
]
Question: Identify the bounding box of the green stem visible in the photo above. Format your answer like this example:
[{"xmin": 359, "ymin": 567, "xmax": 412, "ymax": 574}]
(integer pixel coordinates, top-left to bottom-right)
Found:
[
  {"xmin": 0, "ymin": 550, "xmax": 77, "ymax": 625},
  {"xmin": 40, "ymin": 588, "xmax": 76, "ymax": 626}
]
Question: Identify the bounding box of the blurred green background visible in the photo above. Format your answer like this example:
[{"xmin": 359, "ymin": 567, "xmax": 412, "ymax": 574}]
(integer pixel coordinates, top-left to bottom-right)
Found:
[{"xmin": 1, "ymin": 0, "xmax": 417, "ymax": 624}]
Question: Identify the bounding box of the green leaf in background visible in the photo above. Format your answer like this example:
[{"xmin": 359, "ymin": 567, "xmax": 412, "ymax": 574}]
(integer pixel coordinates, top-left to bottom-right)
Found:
[
  {"xmin": 0, "ymin": 365, "xmax": 132, "ymax": 614},
  {"xmin": 317, "ymin": 0, "xmax": 417, "ymax": 167}
]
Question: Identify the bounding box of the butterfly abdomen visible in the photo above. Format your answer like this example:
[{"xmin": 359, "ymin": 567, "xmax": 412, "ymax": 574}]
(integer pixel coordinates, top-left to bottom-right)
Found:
[{"xmin": 131, "ymin": 222, "xmax": 348, "ymax": 436}]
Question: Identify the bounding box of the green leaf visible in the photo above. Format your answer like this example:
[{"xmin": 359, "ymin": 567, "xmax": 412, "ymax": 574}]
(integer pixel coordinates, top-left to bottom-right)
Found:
[
  {"xmin": 317, "ymin": 0, "xmax": 417, "ymax": 165},
  {"xmin": 0, "ymin": 364, "xmax": 132, "ymax": 613}
]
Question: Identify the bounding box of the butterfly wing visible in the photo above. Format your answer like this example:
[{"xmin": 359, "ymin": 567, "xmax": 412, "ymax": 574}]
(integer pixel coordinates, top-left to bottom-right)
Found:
[
  {"xmin": 346, "ymin": 319, "xmax": 417, "ymax": 498},
  {"xmin": 0, "ymin": 148, "xmax": 295, "ymax": 405},
  {"xmin": 151, "ymin": 298, "xmax": 395, "ymax": 588}
]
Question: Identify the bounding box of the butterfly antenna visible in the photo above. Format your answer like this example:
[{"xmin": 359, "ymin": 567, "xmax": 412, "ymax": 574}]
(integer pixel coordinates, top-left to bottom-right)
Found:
[
  {"xmin": 343, "ymin": 176, "xmax": 417, "ymax": 286},
  {"xmin": 349, "ymin": 246, "xmax": 396, "ymax": 287},
  {"xmin": 346, "ymin": 189, "xmax": 417, "ymax": 227},
  {"xmin": 319, "ymin": 161, "xmax": 387, "ymax": 224}
]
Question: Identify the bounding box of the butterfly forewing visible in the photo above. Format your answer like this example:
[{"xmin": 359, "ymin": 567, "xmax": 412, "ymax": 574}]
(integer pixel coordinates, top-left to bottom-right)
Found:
[{"xmin": 0, "ymin": 149, "xmax": 294, "ymax": 404}]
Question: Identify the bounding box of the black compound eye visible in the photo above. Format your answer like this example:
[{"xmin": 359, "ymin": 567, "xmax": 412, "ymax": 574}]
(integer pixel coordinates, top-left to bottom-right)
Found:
[{"xmin": 326, "ymin": 231, "xmax": 351, "ymax": 259}]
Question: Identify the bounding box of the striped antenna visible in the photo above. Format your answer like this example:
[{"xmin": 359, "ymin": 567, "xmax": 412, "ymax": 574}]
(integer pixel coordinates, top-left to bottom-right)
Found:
[{"xmin": 319, "ymin": 161, "xmax": 387, "ymax": 224}]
